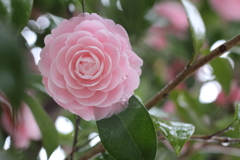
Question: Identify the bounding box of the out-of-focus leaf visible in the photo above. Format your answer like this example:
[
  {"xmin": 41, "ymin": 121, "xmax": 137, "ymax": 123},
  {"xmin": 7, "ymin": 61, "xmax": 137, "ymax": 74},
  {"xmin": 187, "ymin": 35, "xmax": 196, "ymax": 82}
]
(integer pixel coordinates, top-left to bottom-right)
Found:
[
  {"xmin": 104, "ymin": 0, "xmax": 156, "ymax": 41},
  {"xmin": 0, "ymin": 0, "xmax": 33, "ymax": 36},
  {"xmin": 153, "ymin": 118, "xmax": 195, "ymax": 156},
  {"xmin": 0, "ymin": 31, "xmax": 27, "ymax": 107},
  {"xmin": 27, "ymin": 74, "xmax": 47, "ymax": 94},
  {"xmin": 97, "ymin": 96, "xmax": 157, "ymax": 160},
  {"xmin": 182, "ymin": 0, "xmax": 206, "ymax": 53},
  {"xmin": 94, "ymin": 152, "xmax": 116, "ymax": 160},
  {"xmin": 0, "ymin": 150, "xmax": 20, "ymax": 160},
  {"xmin": 170, "ymin": 91, "xmax": 208, "ymax": 134},
  {"xmin": 48, "ymin": 13, "xmax": 65, "ymax": 26},
  {"xmin": 237, "ymin": 104, "xmax": 240, "ymax": 141},
  {"xmin": 210, "ymin": 58, "xmax": 232, "ymax": 94},
  {"xmin": 0, "ymin": 130, "xmax": 5, "ymax": 148},
  {"xmin": 23, "ymin": 94, "xmax": 58, "ymax": 158}
]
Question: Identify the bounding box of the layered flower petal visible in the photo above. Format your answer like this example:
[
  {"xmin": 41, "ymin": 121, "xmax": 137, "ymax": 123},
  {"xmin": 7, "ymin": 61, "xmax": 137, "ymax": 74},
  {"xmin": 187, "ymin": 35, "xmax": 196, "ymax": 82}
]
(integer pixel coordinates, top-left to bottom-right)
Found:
[{"xmin": 38, "ymin": 13, "xmax": 142, "ymax": 121}]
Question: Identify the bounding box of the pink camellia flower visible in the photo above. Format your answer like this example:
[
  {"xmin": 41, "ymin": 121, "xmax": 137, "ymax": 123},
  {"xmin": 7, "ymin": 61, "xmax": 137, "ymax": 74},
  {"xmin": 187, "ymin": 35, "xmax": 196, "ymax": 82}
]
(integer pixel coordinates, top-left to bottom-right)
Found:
[
  {"xmin": 145, "ymin": 26, "xmax": 168, "ymax": 51},
  {"xmin": 0, "ymin": 94, "xmax": 41, "ymax": 148},
  {"xmin": 210, "ymin": 0, "xmax": 240, "ymax": 21},
  {"xmin": 38, "ymin": 13, "xmax": 143, "ymax": 121},
  {"xmin": 153, "ymin": 1, "xmax": 188, "ymax": 32}
]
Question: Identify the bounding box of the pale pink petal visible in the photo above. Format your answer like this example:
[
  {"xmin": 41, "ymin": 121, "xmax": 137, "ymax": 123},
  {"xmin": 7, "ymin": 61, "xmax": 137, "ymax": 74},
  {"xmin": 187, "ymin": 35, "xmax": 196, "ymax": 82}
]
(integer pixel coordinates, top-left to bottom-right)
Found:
[
  {"xmin": 77, "ymin": 37, "xmax": 104, "ymax": 51},
  {"xmin": 88, "ymin": 73, "xmax": 112, "ymax": 91},
  {"xmin": 103, "ymin": 43, "xmax": 120, "ymax": 71},
  {"xmin": 94, "ymin": 30, "xmax": 121, "ymax": 50},
  {"xmin": 101, "ymin": 53, "xmax": 112, "ymax": 78},
  {"xmin": 50, "ymin": 60, "xmax": 66, "ymax": 88},
  {"xmin": 65, "ymin": 100, "xmax": 86, "ymax": 109},
  {"xmin": 123, "ymin": 67, "xmax": 140, "ymax": 92},
  {"xmin": 99, "ymin": 19, "xmax": 115, "ymax": 30},
  {"xmin": 22, "ymin": 105, "xmax": 41, "ymax": 140},
  {"xmin": 66, "ymin": 31, "xmax": 93, "ymax": 45},
  {"xmin": 53, "ymin": 97, "xmax": 69, "ymax": 109},
  {"xmin": 63, "ymin": 69, "xmax": 84, "ymax": 89},
  {"xmin": 40, "ymin": 44, "xmax": 51, "ymax": 58},
  {"xmin": 67, "ymin": 86, "xmax": 95, "ymax": 98},
  {"xmin": 77, "ymin": 75, "xmax": 102, "ymax": 87},
  {"xmin": 48, "ymin": 78, "xmax": 74, "ymax": 103},
  {"xmin": 56, "ymin": 45, "xmax": 71, "ymax": 74},
  {"xmin": 66, "ymin": 44, "xmax": 85, "ymax": 64},
  {"xmin": 42, "ymin": 77, "xmax": 52, "ymax": 96},
  {"xmin": 128, "ymin": 50, "xmax": 143, "ymax": 68},
  {"xmin": 69, "ymin": 106, "xmax": 94, "ymax": 121},
  {"xmin": 44, "ymin": 35, "xmax": 54, "ymax": 45},
  {"xmin": 74, "ymin": 20, "xmax": 106, "ymax": 34},
  {"xmin": 84, "ymin": 13, "xmax": 103, "ymax": 21},
  {"xmin": 102, "ymin": 67, "xmax": 122, "ymax": 92},
  {"xmin": 93, "ymin": 106, "xmax": 112, "ymax": 120},
  {"xmin": 119, "ymin": 55, "xmax": 130, "ymax": 78},
  {"xmin": 49, "ymin": 33, "xmax": 70, "ymax": 59},
  {"xmin": 77, "ymin": 91, "xmax": 108, "ymax": 106},
  {"xmin": 52, "ymin": 20, "xmax": 75, "ymax": 38},
  {"xmin": 98, "ymin": 84, "xmax": 124, "ymax": 107},
  {"xmin": 112, "ymin": 24, "xmax": 129, "ymax": 41},
  {"xmin": 134, "ymin": 67, "xmax": 142, "ymax": 76},
  {"xmin": 38, "ymin": 58, "xmax": 52, "ymax": 77}
]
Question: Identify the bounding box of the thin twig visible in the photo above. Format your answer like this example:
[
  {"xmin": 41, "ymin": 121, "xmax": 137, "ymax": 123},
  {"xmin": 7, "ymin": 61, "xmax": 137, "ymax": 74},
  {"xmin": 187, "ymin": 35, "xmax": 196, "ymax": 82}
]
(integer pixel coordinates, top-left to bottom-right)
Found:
[
  {"xmin": 75, "ymin": 135, "xmax": 98, "ymax": 152},
  {"xmin": 82, "ymin": 0, "xmax": 85, "ymax": 13},
  {"xmin": 70, "ymin": 116, "xmax": 81, "ymax": 160},
  {"xmin": 145, "ymin": 34, "xmax": 240, "ymax": 109},
  {"xmin": 158, "ymin": 135, "xmax": 240, "ymax": 144},
  {"xmin": 78, "ymin": 143, "xmax": 105, "ymax": 160}
]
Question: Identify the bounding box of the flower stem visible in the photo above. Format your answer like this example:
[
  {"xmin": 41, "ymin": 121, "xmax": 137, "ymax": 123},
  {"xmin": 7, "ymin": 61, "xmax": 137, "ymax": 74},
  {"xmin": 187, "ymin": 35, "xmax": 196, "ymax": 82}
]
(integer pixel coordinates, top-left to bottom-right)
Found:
[{"xmin": 70, "ymin": 115, "xmax": 81, "ymax": 160}]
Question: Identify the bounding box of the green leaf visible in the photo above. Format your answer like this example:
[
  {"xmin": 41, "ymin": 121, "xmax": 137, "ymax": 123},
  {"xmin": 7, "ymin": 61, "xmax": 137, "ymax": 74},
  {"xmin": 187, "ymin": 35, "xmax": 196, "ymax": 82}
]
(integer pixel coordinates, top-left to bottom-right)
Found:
[
  {"xmin": 23, "ymin": 94, "xmax": 58, "ymax": 158},
  {"xmin": 237, "ymin": 103, "xmax": 240, "ymax": 142},
  {"xmin": 0, "ymin": 0, "xmax": 33, "ymax": 36},
  {"xmin": 27, "ymin": 74, "xmax": 47, "ymax": 94},
  {"xmin": 94, "ymin": 152, "xmax": 116, "ymax": 160},
  {"xmin": 182, "ymin": 0, "xmax": 206, "ymax": 53},
  {"xmin": 0, "ymin": 31, "xmax": 27, "ymax": 107},
  {"xmin": 153, "ymin": 118, "xmax": 195, "ymax": 156},
  {"xmin": 0, "ymin": 150, "xmax": 20, "ymax": 160},
  {"xmin": 104, "ymin": 0, "xmax": 156, "ymax": 41},
  {"xmin": 97, "ymin": 96, "xmax": 157, "ymax": 160},
  {"xmin": 210, "ymin": 58, "xmax": 232, "ymax": 94}
]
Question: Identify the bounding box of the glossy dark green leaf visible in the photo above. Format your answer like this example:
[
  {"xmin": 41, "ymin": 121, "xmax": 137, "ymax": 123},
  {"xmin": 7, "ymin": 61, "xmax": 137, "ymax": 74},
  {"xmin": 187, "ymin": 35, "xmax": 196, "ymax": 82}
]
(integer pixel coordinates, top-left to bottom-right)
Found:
[
  {"xmin": 210, "ymin": 58, "xmax": 232, "ymax": 94},
  {"xmin": 182, "ymin": 0, "xmax": 206, "ymax": 53},
  {"xmin": 97, "ymin": 96, "xmax": 157, "ymax": 160},
  {"xmin": 153, "ymin": 118, "xmax": 195, "ymax": 156},
  {"xmin": 23, "ymin": 94, "xmax": 58, "ymax": 158},
  {"xmin": 0, "ymin": 0, "xmax": 33, "ymax": 36}
]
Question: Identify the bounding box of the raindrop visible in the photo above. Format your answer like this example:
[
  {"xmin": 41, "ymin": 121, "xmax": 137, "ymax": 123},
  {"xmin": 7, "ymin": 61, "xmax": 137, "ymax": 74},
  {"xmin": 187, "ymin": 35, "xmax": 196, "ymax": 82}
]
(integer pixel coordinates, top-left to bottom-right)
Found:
[{"xmin": 221, "ymin": 142, "xmax": 230, "ymax": 146}]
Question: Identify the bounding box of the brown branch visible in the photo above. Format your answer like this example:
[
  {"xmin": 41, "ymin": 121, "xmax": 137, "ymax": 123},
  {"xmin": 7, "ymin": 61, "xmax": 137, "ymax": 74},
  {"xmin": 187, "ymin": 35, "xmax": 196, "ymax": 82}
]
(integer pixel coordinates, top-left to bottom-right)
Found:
[
  {"xmin": 78, "ymin": 34, "xmax": 240, "ymax": 159},
  {"xmin": 145, "ymin": 34, "xmax": 240, "ymax": 109},
  {"xmin": 158, "ymin": 136, "xmax": 240, "ymax": 144}
]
